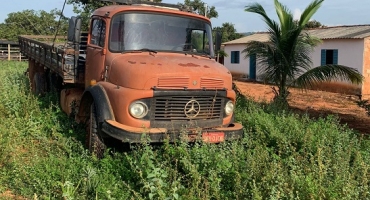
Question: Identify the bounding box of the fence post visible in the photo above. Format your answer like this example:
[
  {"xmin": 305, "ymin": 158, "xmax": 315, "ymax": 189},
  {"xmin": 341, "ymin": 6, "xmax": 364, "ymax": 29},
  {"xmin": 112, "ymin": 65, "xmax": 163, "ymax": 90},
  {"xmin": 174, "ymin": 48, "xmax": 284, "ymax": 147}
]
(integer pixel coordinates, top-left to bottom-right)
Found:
[
  {"xmin": 8, "ymin": 44, "xmax": 10, "ymax": 61},
  {"xmin": 19, "ymin": 53, "xmax": 21, "ymax": 61}
]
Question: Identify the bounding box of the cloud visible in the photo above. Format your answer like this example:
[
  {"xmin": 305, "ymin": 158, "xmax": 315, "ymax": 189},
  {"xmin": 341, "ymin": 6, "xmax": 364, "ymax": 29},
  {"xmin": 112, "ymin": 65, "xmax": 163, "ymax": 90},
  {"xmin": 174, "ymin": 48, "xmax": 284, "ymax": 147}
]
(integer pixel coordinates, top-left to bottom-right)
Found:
[
  {"xmin": 293, "ymin": 8, "xmax": 301, "ymax": 20},
  {"xmin": 212, "ymin": 0, "xmax": 246, "ymax": 10}
]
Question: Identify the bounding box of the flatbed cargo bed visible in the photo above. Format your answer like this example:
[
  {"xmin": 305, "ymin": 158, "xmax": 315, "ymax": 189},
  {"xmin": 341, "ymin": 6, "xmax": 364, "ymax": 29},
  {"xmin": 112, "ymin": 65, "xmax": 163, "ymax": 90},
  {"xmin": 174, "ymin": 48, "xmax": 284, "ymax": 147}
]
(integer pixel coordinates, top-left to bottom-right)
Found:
[{"xmin": 19, "ymin": 34, "xmax": 87, "ymax": 84}]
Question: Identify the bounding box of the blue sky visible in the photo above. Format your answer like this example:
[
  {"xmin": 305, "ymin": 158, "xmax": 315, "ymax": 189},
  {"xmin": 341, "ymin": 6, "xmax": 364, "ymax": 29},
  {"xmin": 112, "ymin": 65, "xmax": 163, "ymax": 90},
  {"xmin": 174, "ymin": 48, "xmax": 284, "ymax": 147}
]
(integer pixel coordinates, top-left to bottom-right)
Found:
[{"xmin": 1, "ymin": 0, "xmax": 369, "ymax": 32}]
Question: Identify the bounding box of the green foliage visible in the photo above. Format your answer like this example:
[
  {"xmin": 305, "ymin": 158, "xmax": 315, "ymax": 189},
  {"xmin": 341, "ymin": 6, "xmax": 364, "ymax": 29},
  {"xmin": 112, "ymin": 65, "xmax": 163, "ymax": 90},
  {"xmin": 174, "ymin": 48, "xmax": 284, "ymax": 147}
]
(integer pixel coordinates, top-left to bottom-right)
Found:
[
  {"xmin": 0, "ymin": 9, "xmax": 68, "ymax": 41},
  {"xmin": 67, "ymin": 0, "xmax": 110, "ymax": 31},
  {"xmin": 1, "ymin": 61, "xmax": 370, "ymax": 199},
  {"xmin": 356, "ymin": 99, "xmax": 370, "ymax": 116},
  {"xmin": 213, "ymin": 22, "xmax": 244, "ymax": 43},
  {"xmin": 67, "ymin": 0, "xmax": 162, "ymax": 31},
  {"xmin": 179, "ymin": 0, "xmax": 218, "ymax": 19},
  {"xmin": 217, "ymin": 49, "xmax": 228, "ymax": 57},
  {"xmin": 213, "ymin": 23, "xmax": 243, "ymax": 57},
  {"xmin": 243, "ymin": 0, "xmax": 362, "ymax": 105},
  {"xmin": 294, "ymin": 19, "xmax": 326, "ymax": 29}
]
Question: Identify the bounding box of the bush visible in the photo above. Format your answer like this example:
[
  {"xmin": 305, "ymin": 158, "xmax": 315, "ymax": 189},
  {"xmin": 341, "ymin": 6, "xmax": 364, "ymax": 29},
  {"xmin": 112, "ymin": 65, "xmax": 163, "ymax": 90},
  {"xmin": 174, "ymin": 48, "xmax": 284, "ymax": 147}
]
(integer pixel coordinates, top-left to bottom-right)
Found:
[{"xmin": 0, "ymin": 61, "xmax": 370, "ymax": 199}]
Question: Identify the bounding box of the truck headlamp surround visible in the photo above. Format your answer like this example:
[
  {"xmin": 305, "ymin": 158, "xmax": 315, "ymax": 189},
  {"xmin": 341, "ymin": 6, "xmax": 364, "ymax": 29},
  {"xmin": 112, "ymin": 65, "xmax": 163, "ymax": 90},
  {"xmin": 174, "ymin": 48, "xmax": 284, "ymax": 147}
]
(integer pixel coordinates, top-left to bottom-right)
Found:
[
  {"xmin": 225, "ymin": 100, "xmax": 234, "ymax": 116},
  {"xmin": 129, "ymin": 101, "xmax": 148, "ymax": 119}
]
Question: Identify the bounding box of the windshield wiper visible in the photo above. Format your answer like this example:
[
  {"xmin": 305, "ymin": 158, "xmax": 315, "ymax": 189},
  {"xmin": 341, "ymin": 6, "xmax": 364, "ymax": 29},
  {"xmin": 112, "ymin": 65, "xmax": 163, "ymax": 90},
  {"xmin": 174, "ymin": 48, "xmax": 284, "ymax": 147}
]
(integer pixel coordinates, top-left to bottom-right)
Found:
[
  {"xmin": 123, "ymin": 48, "xmax": 158, "ymax": 54},
  {"xmin": 196, "ymin": 53, "xmax": 212, "ymax": 59},
  {"xmin": 185, "ymin": 52, "xmax": 211, "ymax": 59},
  {"xmin": 139, "ymin": 48, "xmax": 158, "ymax": 54}
]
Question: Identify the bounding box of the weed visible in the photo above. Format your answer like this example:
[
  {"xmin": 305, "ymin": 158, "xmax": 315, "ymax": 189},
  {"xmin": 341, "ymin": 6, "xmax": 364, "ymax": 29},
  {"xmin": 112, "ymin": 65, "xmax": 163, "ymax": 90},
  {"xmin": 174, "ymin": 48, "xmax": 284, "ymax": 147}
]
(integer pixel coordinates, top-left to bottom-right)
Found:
[
  {"xmin": 1, "ymin": 61, "xmax": 370, "ymax": 199},
  {"xmin": 356, "ymin": 99, "xmax": 370, "ymax": 116}
]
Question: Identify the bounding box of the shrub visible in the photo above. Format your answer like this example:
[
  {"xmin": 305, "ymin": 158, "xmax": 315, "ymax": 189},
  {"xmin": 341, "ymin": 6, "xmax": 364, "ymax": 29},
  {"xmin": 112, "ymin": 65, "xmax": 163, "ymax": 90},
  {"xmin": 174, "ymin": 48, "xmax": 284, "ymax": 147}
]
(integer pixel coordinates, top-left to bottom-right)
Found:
[{"xmin": 0, "ymin": 61, "xmax": 369, "ymax": 199}]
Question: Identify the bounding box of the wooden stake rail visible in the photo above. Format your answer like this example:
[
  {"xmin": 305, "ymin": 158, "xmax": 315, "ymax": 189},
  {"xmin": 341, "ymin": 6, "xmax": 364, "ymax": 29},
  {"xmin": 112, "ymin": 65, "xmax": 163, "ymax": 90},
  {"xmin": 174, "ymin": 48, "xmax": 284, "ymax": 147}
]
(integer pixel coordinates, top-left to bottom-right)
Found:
[{"xmin": 18, "ymin": 35, "xmax": 78, "ymax": 83}]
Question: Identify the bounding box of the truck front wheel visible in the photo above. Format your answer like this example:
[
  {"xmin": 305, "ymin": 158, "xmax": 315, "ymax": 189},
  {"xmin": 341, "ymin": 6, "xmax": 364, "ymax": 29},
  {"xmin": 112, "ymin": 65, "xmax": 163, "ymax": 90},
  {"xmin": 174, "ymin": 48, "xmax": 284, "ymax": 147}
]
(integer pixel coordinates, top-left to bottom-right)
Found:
[{"xmin": 86, "ymin": 103, "xmax": 106, "ymax": 158}]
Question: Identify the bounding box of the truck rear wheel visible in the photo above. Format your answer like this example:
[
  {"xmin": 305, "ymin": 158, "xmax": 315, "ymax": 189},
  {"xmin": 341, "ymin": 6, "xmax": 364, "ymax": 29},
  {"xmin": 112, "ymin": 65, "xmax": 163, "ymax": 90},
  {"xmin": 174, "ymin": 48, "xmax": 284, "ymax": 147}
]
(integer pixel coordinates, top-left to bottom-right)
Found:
[
  {"xmin": 86, "ymin": 103, "xmax": 106, "ymax": 158},
  {"xmin": 32, "ymin": 72, "xmax": 46, "ymax": 95}
]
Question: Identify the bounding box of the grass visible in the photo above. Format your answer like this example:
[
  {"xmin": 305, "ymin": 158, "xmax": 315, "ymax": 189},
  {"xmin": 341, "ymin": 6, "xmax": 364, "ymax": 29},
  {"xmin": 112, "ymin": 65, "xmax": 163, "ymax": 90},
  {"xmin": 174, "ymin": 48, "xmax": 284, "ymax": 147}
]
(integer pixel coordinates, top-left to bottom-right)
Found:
[
  {"xmin": 0, "ymin": 61, "xmax": 370, "ymax": 199},
  {"xmin": 308, "ymin": 81, "xmax": 361, "ymax": 96}
]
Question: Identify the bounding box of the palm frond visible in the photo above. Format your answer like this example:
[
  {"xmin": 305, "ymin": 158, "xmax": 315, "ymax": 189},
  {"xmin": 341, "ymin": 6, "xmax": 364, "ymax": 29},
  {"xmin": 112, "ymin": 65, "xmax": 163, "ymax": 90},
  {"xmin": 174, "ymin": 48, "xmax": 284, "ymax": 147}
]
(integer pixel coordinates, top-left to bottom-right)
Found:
[
  {"xmin": 245, "ymin": 3, "xmax": 280, "ymax": 35},
  {"xmin": 243, "ymin": 40, "xmax": 284, "ymax": 85},
  {"xmin": 298, "ymin": 0, "xmax": 324, "ymax": 27},
  {"xmin": 294, "ymin": 65, "xmax": 363, "ymax": 89},
  {"xmin": 274, "ymin": 0, "xmax": 294, "ymax": 34}
]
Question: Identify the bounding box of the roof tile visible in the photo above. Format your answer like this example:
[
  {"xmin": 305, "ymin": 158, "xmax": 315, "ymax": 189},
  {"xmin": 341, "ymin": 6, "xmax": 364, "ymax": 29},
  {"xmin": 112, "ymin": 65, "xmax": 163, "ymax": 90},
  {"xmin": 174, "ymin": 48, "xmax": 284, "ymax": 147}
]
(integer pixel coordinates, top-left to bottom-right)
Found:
[{"xmin": 223, "ymin": 25, "xmax": 370, "ymax": 45}]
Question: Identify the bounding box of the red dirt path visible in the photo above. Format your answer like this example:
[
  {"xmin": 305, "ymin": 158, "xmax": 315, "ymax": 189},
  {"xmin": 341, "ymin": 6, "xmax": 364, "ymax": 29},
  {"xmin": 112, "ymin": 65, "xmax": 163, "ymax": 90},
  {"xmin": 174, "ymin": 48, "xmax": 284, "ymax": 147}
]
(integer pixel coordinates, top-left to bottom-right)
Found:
[{"xmin": 234, "ymin": 81, "xmax": 370, "ymax": 134}]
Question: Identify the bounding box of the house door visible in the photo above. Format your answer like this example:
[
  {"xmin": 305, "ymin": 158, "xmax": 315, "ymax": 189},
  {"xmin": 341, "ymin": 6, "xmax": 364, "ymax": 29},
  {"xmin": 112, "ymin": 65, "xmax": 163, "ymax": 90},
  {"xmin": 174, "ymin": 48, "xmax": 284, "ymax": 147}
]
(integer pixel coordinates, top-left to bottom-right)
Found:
[{"xmin": 249, "ymin": 54, "xmax": 256, "ymax": 80}]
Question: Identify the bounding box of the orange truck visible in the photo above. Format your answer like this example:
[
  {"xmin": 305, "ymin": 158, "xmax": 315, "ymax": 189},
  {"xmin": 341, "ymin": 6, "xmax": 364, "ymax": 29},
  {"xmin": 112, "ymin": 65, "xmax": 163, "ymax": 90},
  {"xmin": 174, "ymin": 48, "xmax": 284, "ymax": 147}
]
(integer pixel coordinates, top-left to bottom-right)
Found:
[{"xmin": 19, "ymin": 0, "xmax": 243, "ymax": 154}]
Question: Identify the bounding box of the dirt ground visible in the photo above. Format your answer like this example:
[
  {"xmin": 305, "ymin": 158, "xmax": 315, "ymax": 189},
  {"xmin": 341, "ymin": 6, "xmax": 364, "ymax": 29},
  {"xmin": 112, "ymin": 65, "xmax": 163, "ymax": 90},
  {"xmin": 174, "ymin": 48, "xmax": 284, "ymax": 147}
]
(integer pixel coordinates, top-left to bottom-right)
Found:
[{"xmin": 234, "ymin": 81, "xmax": 370, "ymax": 134}]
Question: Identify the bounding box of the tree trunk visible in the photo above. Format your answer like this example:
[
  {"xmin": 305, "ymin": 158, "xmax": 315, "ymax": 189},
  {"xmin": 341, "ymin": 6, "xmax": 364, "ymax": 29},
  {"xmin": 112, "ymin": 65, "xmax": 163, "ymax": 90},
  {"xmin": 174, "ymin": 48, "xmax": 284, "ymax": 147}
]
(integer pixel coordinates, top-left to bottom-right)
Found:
[{"xmin": 273, "ymin": 73, "xmax": 289, "ymax": 108}]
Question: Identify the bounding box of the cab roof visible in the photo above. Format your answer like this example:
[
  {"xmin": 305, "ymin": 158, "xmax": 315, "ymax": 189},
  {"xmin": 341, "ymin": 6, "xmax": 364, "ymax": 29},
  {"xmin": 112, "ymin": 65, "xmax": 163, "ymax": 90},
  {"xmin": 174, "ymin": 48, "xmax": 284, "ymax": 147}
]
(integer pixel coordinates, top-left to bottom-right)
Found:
[{"xmin": 92, "ymin": 4, "xmax": 211, "ymax": 23}]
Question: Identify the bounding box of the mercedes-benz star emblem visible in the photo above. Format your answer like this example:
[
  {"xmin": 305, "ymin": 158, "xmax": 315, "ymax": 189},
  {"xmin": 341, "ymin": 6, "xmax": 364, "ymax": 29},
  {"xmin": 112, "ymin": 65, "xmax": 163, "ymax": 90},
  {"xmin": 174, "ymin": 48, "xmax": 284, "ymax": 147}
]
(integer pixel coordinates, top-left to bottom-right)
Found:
[{"xmin": 184, "ymin": 100, "xmax": 201, "ymax": 118}]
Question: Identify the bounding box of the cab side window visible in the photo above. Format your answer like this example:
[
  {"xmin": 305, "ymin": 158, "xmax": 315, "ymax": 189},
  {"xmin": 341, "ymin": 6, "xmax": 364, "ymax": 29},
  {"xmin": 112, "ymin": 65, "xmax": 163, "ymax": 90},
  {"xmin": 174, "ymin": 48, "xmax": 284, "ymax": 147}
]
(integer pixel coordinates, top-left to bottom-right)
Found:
[
  {"xmin": 90, "ymin": 19, "xmax": 106, "ymax": 47},
  {"xmin": 185, "ymin": 29, "xmax": 209, "ymax": 53}
]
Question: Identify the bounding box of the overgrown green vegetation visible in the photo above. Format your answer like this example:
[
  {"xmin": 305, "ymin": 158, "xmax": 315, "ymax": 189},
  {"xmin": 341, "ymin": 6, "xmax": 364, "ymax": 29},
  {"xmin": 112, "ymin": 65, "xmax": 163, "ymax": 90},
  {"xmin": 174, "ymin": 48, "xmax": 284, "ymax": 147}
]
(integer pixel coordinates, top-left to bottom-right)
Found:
[
  {"xmin": 0, "ymin": 9, "xmax": 68, "ymax": 41},
  {"xmin": 1, "ymin": 61, "xmax": 370, "ymax": 199}
]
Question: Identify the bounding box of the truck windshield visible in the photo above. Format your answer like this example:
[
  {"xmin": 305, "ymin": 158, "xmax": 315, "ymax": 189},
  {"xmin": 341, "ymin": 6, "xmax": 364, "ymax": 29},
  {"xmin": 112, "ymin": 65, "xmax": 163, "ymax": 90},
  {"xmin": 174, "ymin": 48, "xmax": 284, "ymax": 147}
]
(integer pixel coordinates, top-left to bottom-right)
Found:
[{"xmin": 109, "ymin": 12, "xmax": 214, "ymax": 57}]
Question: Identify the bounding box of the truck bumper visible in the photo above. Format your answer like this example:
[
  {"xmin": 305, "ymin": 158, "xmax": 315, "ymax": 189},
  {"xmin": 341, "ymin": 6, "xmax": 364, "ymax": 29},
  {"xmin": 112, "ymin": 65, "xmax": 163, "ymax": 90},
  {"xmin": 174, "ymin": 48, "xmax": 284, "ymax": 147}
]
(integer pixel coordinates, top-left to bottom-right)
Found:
[{"xmin": 101, "ymin": 120, "xmax": 244, "ymax": 143}]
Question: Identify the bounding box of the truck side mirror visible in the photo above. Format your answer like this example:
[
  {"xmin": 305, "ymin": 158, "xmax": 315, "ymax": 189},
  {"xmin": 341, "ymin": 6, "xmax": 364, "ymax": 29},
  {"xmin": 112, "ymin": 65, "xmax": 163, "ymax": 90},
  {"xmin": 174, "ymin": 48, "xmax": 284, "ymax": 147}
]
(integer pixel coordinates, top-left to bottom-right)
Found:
[
  {"xmin": 215, "ymin": 31, "xmax": 222, "ymax": 52},
  {"xmin": 67, "ymin": 16, "xmax": 82, "ymax": 43}
]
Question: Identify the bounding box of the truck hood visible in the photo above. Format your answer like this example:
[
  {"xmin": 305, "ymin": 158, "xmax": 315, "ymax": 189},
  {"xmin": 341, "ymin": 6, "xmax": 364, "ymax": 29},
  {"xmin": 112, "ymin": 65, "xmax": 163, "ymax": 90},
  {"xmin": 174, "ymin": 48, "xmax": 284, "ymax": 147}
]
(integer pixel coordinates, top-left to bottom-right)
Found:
[{"xmin": 107, "ymin": 53, "xmax": 233, "ymax": 90}]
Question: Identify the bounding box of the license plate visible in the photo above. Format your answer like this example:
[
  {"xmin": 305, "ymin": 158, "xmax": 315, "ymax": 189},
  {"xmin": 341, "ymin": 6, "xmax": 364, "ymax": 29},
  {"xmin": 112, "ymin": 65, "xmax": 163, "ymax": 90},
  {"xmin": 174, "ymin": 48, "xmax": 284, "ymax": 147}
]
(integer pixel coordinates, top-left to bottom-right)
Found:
[{"xmin": 202, "ymin": 132, "xmax": 225, "ymax": 143}]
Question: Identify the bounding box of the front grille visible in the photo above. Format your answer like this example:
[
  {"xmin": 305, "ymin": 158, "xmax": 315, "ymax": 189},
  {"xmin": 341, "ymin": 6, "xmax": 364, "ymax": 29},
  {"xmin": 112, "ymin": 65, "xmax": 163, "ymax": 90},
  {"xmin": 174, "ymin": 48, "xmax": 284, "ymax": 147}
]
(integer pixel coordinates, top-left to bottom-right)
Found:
[
  {"xmin": 154, "ymin": 96, "xmax": 222, "ymax": 120},
  {"xmin": 150, "ymin": 91, "xmax": 226, "ymax": 129}
]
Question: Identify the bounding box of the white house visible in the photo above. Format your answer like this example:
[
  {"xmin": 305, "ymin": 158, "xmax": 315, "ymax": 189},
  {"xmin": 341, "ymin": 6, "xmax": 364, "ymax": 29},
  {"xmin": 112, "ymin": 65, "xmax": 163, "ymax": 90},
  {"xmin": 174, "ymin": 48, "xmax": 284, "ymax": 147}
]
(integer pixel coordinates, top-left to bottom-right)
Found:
[{"xmin": 222, "ymin": 25, "xmax": 370, "ymax": 98}]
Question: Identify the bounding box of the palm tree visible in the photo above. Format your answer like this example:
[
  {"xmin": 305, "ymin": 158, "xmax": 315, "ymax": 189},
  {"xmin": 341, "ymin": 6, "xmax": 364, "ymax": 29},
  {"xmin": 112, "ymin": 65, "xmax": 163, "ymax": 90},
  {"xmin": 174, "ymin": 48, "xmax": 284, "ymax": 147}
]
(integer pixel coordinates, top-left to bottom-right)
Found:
[{"xmin": 243, "ymin": 0, "xmax": 362, "ymax": 105}]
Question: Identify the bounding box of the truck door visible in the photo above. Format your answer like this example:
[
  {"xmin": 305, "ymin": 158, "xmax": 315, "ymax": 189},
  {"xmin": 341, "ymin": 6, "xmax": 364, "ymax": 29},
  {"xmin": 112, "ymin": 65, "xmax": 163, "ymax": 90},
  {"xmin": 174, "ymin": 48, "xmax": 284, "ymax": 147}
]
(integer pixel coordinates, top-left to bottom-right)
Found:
[{"xmin": 85, "ymin": 18, "xmax": 107, "ymax": 88}]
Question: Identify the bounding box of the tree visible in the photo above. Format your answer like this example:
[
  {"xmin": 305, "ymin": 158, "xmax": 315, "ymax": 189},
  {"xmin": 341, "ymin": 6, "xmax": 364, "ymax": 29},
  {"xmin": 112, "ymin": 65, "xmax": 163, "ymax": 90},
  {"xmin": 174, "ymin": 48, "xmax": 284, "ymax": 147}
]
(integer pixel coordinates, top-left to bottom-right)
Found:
[
  {"xmin": 305, "ymin": 20, "xmax": 325, "ymax": 28},
  {"xmin": 294, "ymin": 19, "xmax": 325, "ymax": 29},
  {"xmin": 67, "ymin": 0, "xmax": 162, "ymax": 30},
  {"xmin": 0, "ymin": 9, "xmax": 68, "ymax": 41},
  {"xmin": 213, "ymin": 22, "xmax": 243, "ymax": 43},
  {"xmin": 213, "ymin": 23, "xmax": 243, "ymax": 57},
  {"xmin": 243, "ymin": 0, "xmax": 362, "ymax": 105},
  {"xmin": 179, "ymin": 0, "xmax": 218, "ymax": 19}
]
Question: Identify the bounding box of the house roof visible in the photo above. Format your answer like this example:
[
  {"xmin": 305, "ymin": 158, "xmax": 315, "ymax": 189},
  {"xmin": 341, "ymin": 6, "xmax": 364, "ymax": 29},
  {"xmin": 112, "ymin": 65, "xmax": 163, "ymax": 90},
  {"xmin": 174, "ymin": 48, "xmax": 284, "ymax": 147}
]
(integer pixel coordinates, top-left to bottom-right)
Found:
[
  {"xmin": 223, "ymin": 33, "xmax": 270, "ymax": 45},
  {"xmin": 309, "ymin": 25, "xmax": 370, "ymax": 39},
  {"xmin": 223, "ymin": 25, "xmax": 370, "ymax": 45}
]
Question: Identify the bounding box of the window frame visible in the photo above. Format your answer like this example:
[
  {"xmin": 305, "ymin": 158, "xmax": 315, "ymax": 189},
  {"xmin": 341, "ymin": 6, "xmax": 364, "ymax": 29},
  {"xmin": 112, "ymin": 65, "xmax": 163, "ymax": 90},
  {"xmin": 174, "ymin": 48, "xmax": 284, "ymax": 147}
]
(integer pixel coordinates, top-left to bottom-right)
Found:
[
  {"xmin": 321, "ymin": 49, "xmax": 338, "ymax": 65},
  {"xmin": 108, "ymin": 12, "xmax": 215, "ymax": 56},
  {"xmin": 90, "ymin": 18, "xmax": 107, "ymax": 48},
  {"xmin": 230, "ymin": 51, "xmax": 240, "ymax": 64}
]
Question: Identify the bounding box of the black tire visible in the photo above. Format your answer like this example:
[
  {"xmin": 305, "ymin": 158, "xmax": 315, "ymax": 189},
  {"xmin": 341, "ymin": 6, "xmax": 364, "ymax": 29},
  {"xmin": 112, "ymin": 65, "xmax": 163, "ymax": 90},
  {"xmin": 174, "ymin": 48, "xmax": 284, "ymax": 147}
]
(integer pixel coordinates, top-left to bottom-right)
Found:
[
  {"xmin": 33, "ymin": 72, "xmax": 46, "ymax": 95},
  {"xmin": 86, "ymin": 103, "xmax": 106, "ymax": 158},
  {"xmin": 48, "ymin": 72, "xmax": 63, "ymax": 93}
]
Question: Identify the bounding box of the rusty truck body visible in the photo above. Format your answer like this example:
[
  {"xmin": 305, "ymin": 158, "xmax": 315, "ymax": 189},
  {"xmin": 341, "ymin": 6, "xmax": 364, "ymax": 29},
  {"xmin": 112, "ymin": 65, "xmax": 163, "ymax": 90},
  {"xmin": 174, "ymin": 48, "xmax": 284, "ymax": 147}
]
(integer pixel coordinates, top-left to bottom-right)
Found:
[{"xmin": 19, "ymin": 0, "xmax": 243, "ymax": 154}]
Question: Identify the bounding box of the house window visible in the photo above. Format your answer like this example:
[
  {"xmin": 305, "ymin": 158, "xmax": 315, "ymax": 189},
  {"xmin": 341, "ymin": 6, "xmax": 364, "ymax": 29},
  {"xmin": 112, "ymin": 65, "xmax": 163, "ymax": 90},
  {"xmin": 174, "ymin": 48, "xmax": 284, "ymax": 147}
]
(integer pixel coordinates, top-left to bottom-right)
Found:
[
  {"xmin": 321, "ymin": 49, "xmax": 338, "ymax": 65},
  {"xmin": 231, "ymin": 51, "xmax": 240, "ymax": 64}
]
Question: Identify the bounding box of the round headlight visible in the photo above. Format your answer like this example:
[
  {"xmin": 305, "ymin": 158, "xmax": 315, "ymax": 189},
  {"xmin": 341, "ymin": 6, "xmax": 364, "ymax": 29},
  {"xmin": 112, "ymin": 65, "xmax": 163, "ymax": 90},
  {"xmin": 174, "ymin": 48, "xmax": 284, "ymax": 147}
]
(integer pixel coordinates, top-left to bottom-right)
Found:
[
  {"xmin": 129, "ymin": 101, "xmax": 148, "ymax": 119},
  {"xmin": 225, "ymin": 100, "xmax": 234, "ymax": 116}
]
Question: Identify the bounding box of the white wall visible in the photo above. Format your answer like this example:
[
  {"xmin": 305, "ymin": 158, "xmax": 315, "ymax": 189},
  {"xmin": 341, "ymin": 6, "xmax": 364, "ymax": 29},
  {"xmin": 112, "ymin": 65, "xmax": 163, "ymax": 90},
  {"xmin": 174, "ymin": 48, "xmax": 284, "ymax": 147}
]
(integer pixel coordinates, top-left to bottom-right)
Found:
[
  {"xmin": 224, "ymin": 39, "xmax": 365, "ymax": 79},
  {"xmin": 224, "ymin": 44, "xmax": 249, "ymax": 75},
  {"xmin": 311, "ymin": 39, "xmax": 364, "ymax": 73}
]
